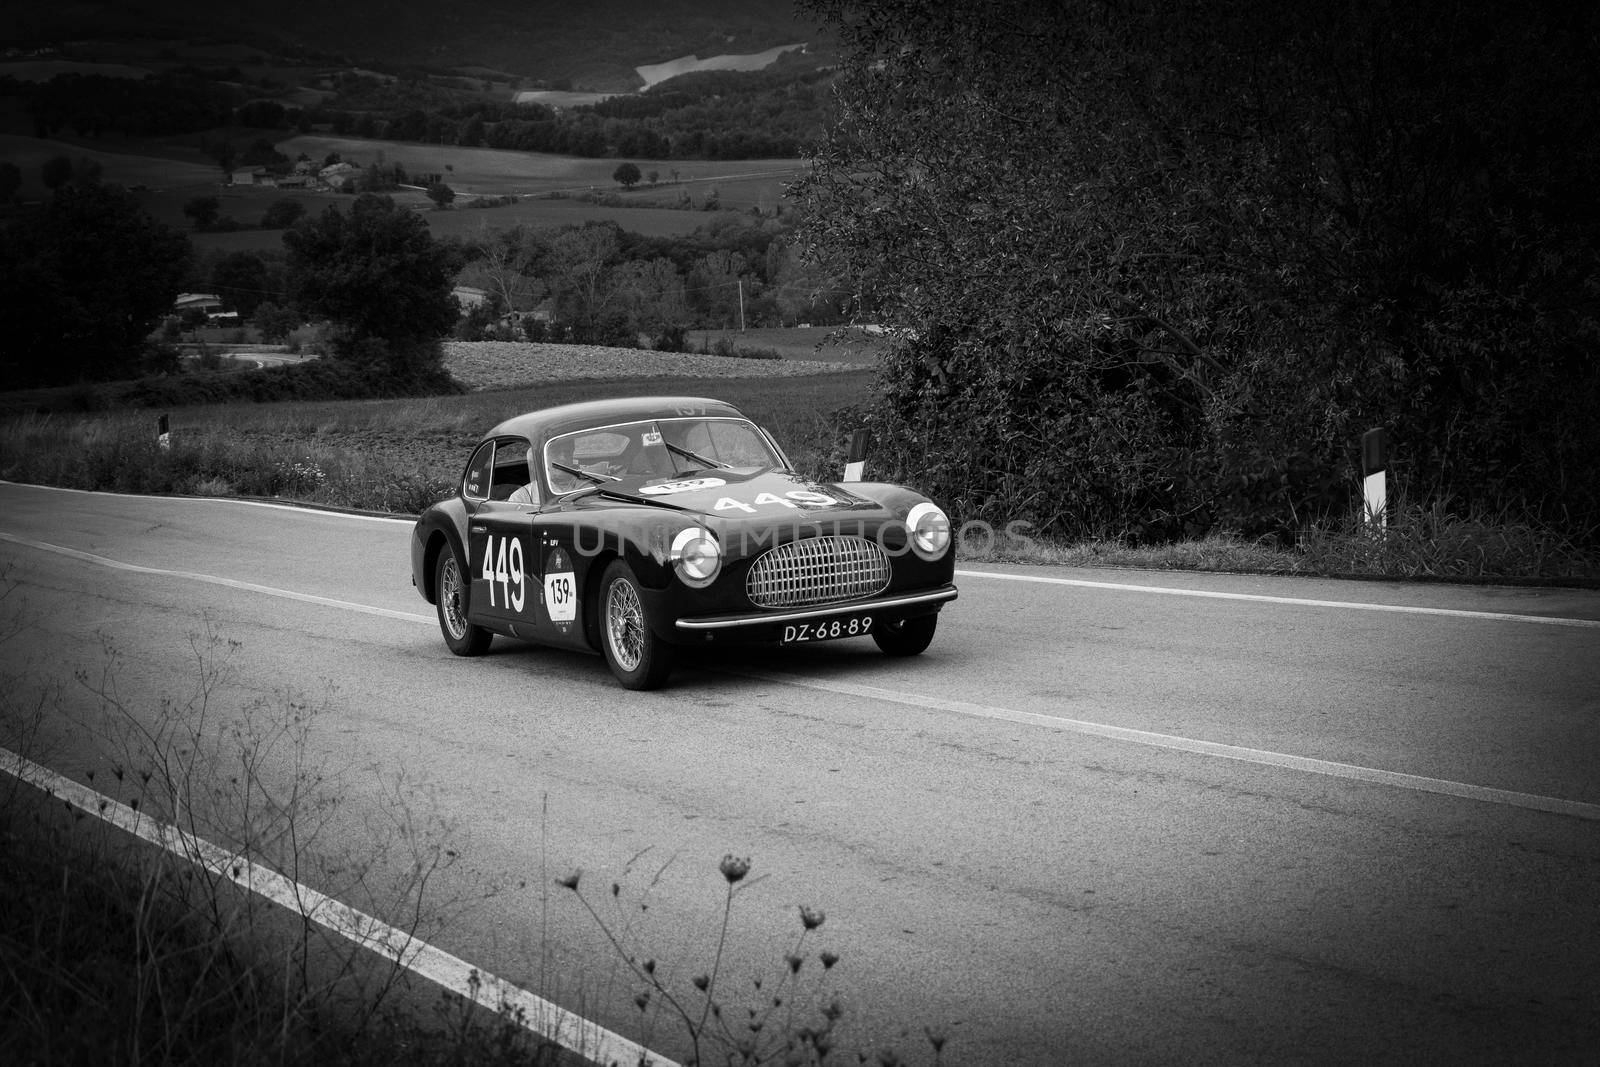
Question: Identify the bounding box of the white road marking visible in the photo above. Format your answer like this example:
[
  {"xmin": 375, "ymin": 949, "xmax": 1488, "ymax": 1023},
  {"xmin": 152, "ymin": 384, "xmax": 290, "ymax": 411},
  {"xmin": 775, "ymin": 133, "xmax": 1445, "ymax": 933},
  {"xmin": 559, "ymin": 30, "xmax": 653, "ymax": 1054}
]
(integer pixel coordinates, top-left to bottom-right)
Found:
[
  {"xmin": 7, "ymin": 530, "xmax": 1597, "ymax": 821},
  {"xmin": 956, "ymin": 568, "xmax": 1600, "ymax": 628},
  {"xmin": 0, "ymin": 532, "xmax": 433, "ymax": 624},
  {"xmin": 730, "ymin": 669, "xmax": 1600, "ymax": 822},
  {"xmin": 0, "ymin": 480, "xmax": 413, "ymax": 525},
  {"xmin": 0, "ymin": 745, "xmax": 680, "ymax": 1067}
]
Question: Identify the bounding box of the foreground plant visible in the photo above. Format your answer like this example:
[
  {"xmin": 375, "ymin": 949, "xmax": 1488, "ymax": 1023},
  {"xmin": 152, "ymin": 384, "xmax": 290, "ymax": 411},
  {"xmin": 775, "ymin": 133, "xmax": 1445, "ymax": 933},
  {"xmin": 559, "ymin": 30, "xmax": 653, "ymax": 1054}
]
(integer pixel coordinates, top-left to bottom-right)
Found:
[{"xmin": 558, "ymin": 854, "xmax": 942, "ymax": 1065}]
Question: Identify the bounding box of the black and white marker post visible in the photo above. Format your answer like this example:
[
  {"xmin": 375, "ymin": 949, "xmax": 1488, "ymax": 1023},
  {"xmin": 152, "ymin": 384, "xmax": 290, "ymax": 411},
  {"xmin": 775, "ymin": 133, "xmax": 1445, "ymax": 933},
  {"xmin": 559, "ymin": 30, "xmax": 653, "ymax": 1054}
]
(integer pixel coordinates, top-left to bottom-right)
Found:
[
  {"xmin": 157, "ymin": 414, "xmax": 171, "ymax": 451},
  {"xmin": 1361, "ymin": 426, "xmax": 1387, "ymax": 530},
  {"xmin": 843, "ymin": 428, "xmax": 871, "ymax": 482}
]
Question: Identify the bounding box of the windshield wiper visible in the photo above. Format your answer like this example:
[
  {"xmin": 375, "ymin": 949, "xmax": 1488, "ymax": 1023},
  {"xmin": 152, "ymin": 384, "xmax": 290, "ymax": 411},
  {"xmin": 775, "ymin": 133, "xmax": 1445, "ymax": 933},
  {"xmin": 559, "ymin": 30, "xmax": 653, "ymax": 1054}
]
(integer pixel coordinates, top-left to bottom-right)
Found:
[
  {"xmin": 664, "ymin": 441, "xmax": 728, "ymax": 470},
  {"xmin": 551, "ymin": 461, "xmax": 619, "ymax": 484}
]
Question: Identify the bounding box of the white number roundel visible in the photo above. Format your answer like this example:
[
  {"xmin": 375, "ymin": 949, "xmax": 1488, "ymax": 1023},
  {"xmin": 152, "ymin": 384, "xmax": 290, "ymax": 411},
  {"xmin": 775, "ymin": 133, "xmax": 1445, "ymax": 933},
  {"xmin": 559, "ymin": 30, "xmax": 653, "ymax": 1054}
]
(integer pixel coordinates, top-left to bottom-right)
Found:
[{"xmin": 639, "ymin": 477, "xmax": 726, "ymax": 496}]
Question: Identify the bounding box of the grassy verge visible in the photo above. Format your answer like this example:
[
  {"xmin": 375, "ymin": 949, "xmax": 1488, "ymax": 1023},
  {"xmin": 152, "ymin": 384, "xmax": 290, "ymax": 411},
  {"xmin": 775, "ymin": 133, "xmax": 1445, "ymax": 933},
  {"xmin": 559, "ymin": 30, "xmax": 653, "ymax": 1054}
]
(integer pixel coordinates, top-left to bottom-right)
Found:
[
  {"xmin": 0, "ymin": 372, "xmax": 876, "ymax": 514},
  {"xmin": 961, "ymin": 522, "xmax": 1600, "ymax": 584},
  {"xmin": 3, "ymin": 362, "xmax": 1595, "ymax": 583}
]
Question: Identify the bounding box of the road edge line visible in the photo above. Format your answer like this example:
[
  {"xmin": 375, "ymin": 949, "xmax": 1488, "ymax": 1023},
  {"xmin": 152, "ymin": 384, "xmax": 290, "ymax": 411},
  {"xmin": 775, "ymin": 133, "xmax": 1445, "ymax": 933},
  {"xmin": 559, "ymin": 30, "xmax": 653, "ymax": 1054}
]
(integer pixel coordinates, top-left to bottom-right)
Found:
[
  {"xmin": 955, "ymin": 568, "xmax": 1600, "ymax": 628},
  {"xmin": 0, "ymin": 745, "xmax": 680, "ymax": 1067}
]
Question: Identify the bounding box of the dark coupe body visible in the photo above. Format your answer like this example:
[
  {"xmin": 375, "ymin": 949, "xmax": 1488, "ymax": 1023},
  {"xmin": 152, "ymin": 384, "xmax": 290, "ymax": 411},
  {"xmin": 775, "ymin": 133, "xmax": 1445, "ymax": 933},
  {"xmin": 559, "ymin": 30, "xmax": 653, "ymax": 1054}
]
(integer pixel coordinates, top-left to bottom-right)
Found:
[{"xmin": 410, "ymin": 397, "xmax": 958, "ymax": 689}]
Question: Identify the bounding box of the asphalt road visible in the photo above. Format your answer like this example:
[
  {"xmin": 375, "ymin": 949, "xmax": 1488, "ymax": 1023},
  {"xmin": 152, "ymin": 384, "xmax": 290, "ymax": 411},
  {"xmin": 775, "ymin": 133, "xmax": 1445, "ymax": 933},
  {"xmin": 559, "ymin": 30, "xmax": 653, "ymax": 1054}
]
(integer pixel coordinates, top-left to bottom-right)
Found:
[{"xmin": 2, "ymin": 481, "xmax": 1597, "ymax": 1065}]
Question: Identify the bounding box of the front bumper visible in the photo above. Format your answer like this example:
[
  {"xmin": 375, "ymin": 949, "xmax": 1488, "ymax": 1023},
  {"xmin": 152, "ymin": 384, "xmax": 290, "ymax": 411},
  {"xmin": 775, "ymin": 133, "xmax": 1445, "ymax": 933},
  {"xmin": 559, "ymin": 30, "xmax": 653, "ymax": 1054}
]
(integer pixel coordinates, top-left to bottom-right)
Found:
[{"xmin": 668, "ymin": 584, "xmax": 958, "ymax": 643}]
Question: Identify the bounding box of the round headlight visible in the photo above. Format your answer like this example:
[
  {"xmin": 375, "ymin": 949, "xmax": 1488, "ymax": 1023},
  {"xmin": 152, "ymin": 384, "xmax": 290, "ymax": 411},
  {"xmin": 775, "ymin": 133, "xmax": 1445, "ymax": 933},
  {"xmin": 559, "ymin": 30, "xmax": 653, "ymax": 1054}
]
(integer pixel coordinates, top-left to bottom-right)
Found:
[
  {"xmin": 671, "ymin": 527, "xmax": 722, "ymax": 586},
  {"xmin": 907, "ymin": 502, "xmax": 951, "ymax": 560}
]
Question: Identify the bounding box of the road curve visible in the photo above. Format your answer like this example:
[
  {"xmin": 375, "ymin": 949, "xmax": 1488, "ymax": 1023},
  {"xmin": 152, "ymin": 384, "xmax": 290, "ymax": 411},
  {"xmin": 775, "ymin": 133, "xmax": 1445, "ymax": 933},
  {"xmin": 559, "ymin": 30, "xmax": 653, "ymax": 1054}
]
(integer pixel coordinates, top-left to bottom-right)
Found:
[{"xmin": 2, "ymin": 481, "xmax": 1597, "ymax": 1065}]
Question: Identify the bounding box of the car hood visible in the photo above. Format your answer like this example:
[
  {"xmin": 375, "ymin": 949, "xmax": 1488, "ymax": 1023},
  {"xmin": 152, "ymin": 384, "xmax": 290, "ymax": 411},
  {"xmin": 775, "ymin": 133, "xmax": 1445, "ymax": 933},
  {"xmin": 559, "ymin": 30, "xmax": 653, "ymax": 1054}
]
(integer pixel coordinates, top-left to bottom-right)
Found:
[{"xmin": 589, "ymin": 468, "xmax": 914, "ymax": 525}]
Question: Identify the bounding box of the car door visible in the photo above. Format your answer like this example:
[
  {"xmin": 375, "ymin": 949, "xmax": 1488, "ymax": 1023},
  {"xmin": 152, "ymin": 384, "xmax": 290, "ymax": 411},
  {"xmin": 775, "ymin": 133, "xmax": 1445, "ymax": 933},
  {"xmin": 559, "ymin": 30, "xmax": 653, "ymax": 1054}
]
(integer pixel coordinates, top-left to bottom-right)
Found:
[{"xmin": 467, "ymin": 437, "xmax": 541, "ymax": 635}]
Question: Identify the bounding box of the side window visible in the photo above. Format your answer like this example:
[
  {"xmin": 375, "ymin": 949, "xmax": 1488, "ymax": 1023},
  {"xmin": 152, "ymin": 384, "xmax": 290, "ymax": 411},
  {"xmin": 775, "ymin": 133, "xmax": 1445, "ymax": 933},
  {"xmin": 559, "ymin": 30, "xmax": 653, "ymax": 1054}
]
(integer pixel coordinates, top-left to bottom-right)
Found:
[
  {"xmin": 491, "ymin": 439, "xmax": 536, "ymax": 502},
  {"xmin": 462, "ymin": 441, "xmax": 495, "ymax": 501}
]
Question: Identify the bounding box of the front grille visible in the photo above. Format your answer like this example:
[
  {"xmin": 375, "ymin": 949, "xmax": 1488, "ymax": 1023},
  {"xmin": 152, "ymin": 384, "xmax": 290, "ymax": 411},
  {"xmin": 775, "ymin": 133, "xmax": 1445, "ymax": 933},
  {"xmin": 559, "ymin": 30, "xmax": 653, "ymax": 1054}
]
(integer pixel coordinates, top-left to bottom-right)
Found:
[{"xmin": 746, "ymin": 536, "xmax": 891, "ymax": 609}]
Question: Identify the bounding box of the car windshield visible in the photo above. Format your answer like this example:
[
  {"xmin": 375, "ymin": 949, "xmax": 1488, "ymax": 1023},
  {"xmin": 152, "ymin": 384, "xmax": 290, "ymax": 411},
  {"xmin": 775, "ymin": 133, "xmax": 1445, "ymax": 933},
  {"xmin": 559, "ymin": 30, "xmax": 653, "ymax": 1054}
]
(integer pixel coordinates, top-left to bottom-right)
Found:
[{"xmin": 544, "ymin": 417, "xmax": 782, "ymax": 494}]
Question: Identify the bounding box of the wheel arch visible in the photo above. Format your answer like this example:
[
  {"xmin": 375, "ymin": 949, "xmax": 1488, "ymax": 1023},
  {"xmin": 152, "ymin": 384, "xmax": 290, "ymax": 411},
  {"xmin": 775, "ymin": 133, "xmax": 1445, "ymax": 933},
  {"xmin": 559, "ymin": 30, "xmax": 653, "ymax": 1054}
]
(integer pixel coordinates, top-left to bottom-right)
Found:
[
  {"xmin": 422, "ymin": 527, "xmax": 467, "ymax": 605},
  {"xmin": 580, "ymin": 546, "xmax": 621, "ymax": 652}
]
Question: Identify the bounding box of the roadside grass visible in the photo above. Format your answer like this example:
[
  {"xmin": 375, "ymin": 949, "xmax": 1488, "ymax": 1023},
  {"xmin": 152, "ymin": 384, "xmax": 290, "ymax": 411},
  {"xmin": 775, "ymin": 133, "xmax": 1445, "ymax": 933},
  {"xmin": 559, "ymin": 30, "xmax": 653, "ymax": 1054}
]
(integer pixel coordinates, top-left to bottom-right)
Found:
[
  {"xmin": 0, "ymin": 372, "xmax": 875, "ymax": 514},
  {"xmin": 2, "ymin": 353, "xmax": 1594, "ymax": 582},
  {"xmin": 959, "ymin": 502, "xmax": 1600, "ymax": 582}
]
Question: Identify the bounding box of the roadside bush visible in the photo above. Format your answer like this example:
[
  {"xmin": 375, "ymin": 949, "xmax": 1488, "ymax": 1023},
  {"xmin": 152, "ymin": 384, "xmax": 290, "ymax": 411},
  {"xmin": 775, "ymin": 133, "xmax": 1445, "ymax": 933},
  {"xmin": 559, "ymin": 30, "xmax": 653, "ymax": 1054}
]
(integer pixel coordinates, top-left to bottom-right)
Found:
[
  {"xmin": 706, "ymin": 338, "xmax": 781, "ymax": 360},
  {"xmin": 797, "ymin": 0, "xmax": 1600, "ymax": 546},
  {"xmin": 652, "ymin": 324, "xmax": 688, "ymax": 352}
]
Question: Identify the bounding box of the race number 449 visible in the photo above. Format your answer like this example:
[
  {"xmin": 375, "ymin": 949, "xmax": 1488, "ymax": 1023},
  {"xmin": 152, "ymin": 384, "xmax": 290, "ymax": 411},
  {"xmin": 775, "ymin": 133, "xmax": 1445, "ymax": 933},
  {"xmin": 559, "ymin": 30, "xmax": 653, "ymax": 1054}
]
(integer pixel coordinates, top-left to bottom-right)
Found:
[{"xmin": 481, "ymin": 534, "xmax": 525, "ymax": 611}]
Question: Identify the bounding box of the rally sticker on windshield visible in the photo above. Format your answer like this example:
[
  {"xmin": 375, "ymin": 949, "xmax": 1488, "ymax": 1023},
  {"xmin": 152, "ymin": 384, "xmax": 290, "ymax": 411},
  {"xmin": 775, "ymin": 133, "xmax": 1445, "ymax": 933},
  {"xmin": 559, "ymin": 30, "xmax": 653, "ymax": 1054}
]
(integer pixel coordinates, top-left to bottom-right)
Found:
[{"xmin": 639, "ymin": 477, "xmax": 726, "ymax": 496}]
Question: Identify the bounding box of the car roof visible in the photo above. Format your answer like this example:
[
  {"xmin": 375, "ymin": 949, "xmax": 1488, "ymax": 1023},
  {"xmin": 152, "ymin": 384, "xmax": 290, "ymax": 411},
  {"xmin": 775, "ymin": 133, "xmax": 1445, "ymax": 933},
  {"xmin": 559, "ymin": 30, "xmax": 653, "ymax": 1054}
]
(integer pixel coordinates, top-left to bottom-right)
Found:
[{"xmin": 482, "ymin": 396, "xmax": 748, "ymax": 444}]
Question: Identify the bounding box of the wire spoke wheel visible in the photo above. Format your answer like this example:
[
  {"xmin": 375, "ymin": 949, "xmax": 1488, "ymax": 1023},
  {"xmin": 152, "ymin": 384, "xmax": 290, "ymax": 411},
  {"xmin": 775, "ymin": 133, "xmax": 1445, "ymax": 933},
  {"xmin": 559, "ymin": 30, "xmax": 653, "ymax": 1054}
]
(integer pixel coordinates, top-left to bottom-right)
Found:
[
  {"xmin": 605, "ymin": 576, "xmax": 646, "ymax": 672},
  {"xmin": 600, "ymin": 560, "xmax": 673, "ymax": 689},
  {"xmin": 435, "ymin": 544, "xmax": 492, "ymax": 656},
  {"xmin": 440, "ymin": 555, "xmax": 468, "ymax": 639}
]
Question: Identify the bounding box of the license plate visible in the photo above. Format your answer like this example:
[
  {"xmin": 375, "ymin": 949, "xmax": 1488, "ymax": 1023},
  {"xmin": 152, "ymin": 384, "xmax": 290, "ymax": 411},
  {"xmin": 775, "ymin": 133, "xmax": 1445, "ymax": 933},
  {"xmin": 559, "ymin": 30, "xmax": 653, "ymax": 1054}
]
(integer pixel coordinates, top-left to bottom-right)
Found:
[{"xmin": 781, "ymin": 615, "xmax": 873, "ymax": 644}]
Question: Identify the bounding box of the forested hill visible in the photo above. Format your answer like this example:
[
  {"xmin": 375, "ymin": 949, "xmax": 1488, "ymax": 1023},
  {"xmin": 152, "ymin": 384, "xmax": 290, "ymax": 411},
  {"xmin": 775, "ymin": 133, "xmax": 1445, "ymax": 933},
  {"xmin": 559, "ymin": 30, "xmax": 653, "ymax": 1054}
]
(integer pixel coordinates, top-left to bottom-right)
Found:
[{"xmin": 5, "ymin": 0, "xmax": 823, "ymax": 91}]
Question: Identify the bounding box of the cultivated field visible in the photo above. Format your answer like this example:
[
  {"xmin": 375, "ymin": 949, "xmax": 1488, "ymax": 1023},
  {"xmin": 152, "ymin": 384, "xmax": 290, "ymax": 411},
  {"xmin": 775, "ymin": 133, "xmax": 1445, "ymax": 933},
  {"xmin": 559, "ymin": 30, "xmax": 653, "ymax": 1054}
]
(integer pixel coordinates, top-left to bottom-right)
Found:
[
  {"xmin": 0, "ymin": 133, "xmax": 220, "ymax": 201},
  {"xmin": 1, "ymin": 129, "xmax": 803, "ymax": 247},
  {"xmin": 440, "ymin": 339, "xmax": 861, "ymax": 388},
  {"xmin": 275, "ymin": 135, "xmax": 804, "ymax": 203}
]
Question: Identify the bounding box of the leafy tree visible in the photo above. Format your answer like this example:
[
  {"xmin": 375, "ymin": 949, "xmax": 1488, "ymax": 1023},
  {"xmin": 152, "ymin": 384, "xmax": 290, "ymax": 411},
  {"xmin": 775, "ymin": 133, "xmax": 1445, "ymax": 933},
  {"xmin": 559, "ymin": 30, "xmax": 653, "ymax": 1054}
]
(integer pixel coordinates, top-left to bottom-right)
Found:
[
  {"xmin": 209, "ymin": 251, "xmax": 272, "ymax": 317},
  {"xmin": 236, "ymin": 100, "xmax": 288, "ymax": 129},
  {"xmin": 688, "ymin": 249, "xmax": 753, "ymax": 327},
  {"xmin": 457, "ymin": 223, "xmax": 547, "ymax": 316},
  {"xmin": 426, "ymin": 181, "xmax": 456, "ymax": 209},
  {"xmin": 251, "ymin": 301, "xmax": 299, "ymax": 343},
  {"xmin": 0, "ymin": 161, "xmax": 21, "ymax": 203},
  {"xmin": 40, "ymin": 155, "xmax": 74, "ymax": 190},
  {"xmin": 612, "ymin": 161, "xmax": 642, "ymax": 188},
  {"xmin": 795, "ymin": 0, "xmax": 1600, "ymax": 540},
  {"xmin": 614, "ymin": 257, "xmax": 688, "ymax": 338},
  {"xmin": 183, "ymin": 195, "xmax": 220, "ymax": 231},
  {"xmin": 239, "ymin": 137, "xmax": 289, "ymax": 169},
  {"xmin": 207, "ymin": 140, "xmax": 237, "ymax": 178},
  {"xmin": 260, "ymin": 198, "xmax": 306, "ymax": 229},
  {"xmin": 0, "ymin": 182, "xmax": 191, "ymax": 386},
  {"xmin": 546, "ymin": 222, "xmax": 628, "ymax": 341},
  {"xmin": 283, "ymin": 194, "xmax": 460, "ymax": 381}
]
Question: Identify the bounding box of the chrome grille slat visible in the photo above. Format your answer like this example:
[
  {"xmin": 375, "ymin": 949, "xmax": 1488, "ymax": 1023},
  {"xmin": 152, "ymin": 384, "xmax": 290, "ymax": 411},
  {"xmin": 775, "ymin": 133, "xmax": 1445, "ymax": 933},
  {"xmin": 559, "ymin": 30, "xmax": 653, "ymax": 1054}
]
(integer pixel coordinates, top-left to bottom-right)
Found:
[{"xmin": 746, "ymin": 536, "xmax": 891, "ymax": 609}]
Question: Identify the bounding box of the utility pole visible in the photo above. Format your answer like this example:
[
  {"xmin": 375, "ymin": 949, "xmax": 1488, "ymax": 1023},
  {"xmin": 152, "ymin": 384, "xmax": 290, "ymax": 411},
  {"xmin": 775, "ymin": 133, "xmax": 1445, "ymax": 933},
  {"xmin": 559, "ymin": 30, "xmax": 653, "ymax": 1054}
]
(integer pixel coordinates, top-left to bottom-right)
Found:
[{"xmin": 738, "ymin": 279, "xmax": 746, "ymax": 331}]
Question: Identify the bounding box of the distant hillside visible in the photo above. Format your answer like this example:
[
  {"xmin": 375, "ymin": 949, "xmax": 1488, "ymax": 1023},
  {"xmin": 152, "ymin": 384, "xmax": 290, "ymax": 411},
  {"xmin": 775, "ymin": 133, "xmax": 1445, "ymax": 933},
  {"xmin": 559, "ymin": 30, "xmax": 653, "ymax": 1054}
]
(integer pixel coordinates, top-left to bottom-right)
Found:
[
  {"xmin": 637, "ymin": 42, "xmax": 809, "ymax": 90},
  {"xmin": 5, "ymin": 0, "xmax": 830, "ymax": 91}
]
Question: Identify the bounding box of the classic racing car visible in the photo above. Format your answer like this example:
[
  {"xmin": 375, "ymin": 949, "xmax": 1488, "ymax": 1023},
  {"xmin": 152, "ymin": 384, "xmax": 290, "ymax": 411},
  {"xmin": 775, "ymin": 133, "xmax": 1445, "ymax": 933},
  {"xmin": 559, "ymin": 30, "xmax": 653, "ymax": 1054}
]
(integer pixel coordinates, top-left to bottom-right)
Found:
[{"xmin": 410, "ymin": 396, "xmax": 958, "ymax": 689}]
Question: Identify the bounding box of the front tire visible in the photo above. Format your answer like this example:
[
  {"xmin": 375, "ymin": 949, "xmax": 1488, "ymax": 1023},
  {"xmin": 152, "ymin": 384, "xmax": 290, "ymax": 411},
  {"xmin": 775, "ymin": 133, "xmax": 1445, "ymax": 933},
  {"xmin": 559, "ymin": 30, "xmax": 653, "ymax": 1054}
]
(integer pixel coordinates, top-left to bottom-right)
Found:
[
  {"xmin": 436, "ymin": 544, "xmax": 492, "ymax": 656},
  {"xmin": 872, "ymin": 613, "xmax": 938, "ymax": 657},
  {"xmin": 599, "ymin": 560, "xmax": 674, "ymax": 690}
]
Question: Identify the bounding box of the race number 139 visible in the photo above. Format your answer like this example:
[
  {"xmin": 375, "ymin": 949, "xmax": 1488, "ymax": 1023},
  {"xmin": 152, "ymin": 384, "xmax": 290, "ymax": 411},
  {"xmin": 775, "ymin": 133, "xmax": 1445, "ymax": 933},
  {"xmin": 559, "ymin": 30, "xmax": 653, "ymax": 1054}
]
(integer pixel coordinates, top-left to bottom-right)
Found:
[{"xmin": 545, "ymin": 571, "xmax": 577, "ymax": 622}]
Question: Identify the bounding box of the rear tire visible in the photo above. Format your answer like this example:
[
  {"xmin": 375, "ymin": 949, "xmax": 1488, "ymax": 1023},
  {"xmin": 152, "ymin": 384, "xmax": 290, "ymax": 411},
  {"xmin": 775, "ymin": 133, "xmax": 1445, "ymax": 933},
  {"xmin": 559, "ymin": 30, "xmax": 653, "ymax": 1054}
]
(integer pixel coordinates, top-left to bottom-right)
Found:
[
  {"xmin": 599, "ymin": 560, "xmax": 674, "ymax": 690},
  {"xmin": 872, "ymin": 613, "xmax": 938, "ymax": 657},
  {"xmin": 436, "ymin": 544, "xmax": 492, "ymax": 656}
]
